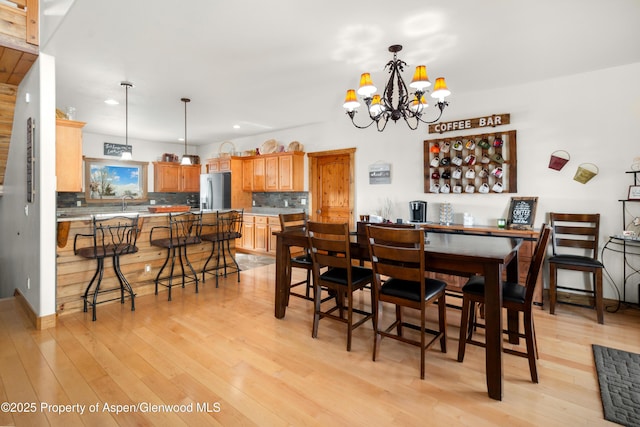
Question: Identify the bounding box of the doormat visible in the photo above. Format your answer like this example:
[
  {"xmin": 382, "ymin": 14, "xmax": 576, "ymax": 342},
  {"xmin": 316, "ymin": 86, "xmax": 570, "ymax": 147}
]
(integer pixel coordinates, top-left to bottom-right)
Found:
[{"xmin": 592, "ymin": 344, "xmax": 640, "ymax": 426}]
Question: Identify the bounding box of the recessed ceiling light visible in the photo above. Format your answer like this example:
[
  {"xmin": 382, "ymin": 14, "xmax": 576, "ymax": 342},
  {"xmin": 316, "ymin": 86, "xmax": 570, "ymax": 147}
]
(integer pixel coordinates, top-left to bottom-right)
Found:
[
  {"xmin": 233, "ymin": 124, "xmax": 240, "ymax": 129},
  {"xmin": 178, "ymin": 137, "xmax": 185, "ymax": 142},
  {"xmin": 104, "ymin": 98, "xmax": 119, "ymax": 105}
]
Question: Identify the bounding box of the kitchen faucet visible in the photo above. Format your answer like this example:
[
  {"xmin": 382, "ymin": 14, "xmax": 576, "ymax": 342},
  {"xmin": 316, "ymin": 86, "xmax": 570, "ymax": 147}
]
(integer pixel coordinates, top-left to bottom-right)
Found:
[{"xmin": 122, "ymin": 195, "xmax": 134, "ymax": 211}]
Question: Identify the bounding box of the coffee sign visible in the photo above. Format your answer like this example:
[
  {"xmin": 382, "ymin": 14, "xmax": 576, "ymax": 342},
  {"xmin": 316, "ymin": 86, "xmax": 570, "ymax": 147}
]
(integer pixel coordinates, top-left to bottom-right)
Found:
[{"xmin": 429, "ymin": 113, "xmax": 510, "ymax": 134}]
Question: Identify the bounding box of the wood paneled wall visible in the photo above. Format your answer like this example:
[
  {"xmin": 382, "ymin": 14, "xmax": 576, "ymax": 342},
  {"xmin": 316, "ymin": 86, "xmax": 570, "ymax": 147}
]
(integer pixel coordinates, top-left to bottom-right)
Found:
[{"xmin": 56, "ymin": 213, "xmax": 236, "ymax": 315}]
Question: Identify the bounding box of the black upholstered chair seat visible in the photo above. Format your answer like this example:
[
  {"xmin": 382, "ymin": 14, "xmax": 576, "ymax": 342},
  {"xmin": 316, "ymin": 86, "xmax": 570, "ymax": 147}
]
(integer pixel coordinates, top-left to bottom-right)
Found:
[
  {"xmin": 381, "ymin": 278, "xmax": 446, "ymax": 302},
  {"xmin": 548, "ymin": 254, "xmax": 603, "ymax": 268},
  {"xmin": 319, "ymin": 266, "xmax": 372, "ymax": 287},
  {"xmin": 462, "ymin": 275, "xmax": 526, "ymax": 304},
  {"xmin": 292, "ymin": 253, "xmax": 312, "ymax": 265}
]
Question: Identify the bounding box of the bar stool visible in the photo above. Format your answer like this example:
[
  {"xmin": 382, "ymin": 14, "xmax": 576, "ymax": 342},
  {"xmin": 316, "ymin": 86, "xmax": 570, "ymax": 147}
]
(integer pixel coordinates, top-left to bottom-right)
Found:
[
  {"xmin": 150, "ymin": 212, "xmax": 202, "ymax": 301},
  {"xmin": 279, "ymin": 212, "xmax": 314, "ymax": 303},
  {"xmin": 73, "ymin": 214, "xmax": 140, "ymax": 321},
  {"xmin": 201, "ymin": 209, "xmax": 243, "ymax": 286}
]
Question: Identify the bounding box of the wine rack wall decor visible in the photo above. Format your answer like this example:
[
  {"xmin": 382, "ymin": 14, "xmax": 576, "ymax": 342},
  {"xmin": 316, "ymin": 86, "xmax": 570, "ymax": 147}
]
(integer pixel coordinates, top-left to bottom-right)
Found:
[{"xmin": 423, "ymin": 130, "xmax": 517, "ymax": 194}]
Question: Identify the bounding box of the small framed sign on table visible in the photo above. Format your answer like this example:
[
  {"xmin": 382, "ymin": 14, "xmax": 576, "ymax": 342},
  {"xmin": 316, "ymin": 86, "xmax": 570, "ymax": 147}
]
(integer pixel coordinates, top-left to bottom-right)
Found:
[
  {"xmin": 628, "ymin": 185, "xmax": 640, "ymax": 200},
  {"xmin": 507, "ymin": 196, "xmax": 538, "ymax": 230}
]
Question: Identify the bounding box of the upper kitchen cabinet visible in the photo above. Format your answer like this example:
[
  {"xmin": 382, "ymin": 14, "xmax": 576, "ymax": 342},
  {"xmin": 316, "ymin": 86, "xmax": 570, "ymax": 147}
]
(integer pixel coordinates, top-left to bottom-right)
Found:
[
  {"xmin": 56, "ymin": 118, "xmax": 86, "ymax": 192},
  {"xmin": 154, "ymin": 162, "xmax": 201, "ymax": 192},
  {"xmin": 242, "ymin": 152, "xmax": 304, "ymax": 192},
  {"xmin": 206, "ymin": 157, "xmax": 231, "ymax": 173}
]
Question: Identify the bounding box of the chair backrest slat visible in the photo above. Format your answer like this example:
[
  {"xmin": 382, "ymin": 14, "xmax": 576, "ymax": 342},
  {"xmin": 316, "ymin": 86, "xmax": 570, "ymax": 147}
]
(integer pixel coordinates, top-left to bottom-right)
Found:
[
  {"xmin": 279, "ymin": 212, "xmax": 307, "ymax": 231},
  {"xmin": 550, "ymin": 212, "xmax": 600, "ymax": 258},
  {"xmin": 307, "ymin": 221, "xmax": 351, "ymax": 271},
  {"xmin": 366, "ymin": 225, "xmax": 425, "ymax": 295}
]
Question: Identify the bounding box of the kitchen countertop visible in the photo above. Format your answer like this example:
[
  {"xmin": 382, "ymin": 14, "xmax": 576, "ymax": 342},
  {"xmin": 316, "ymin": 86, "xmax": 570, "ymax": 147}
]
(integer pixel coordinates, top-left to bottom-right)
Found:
[{"xmin": 56, "ymin": 206, "xmax": 305, "ymax": 221}]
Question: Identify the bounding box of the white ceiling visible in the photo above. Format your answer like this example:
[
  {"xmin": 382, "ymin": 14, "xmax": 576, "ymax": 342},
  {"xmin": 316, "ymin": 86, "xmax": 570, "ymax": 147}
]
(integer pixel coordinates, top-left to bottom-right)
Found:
[{"xmin": 41, "ymin": 0, "xmax": 640, "ymax": 146}]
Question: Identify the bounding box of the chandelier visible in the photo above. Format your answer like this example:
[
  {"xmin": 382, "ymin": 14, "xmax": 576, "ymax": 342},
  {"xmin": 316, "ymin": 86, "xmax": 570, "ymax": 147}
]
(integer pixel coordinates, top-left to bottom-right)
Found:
[{"xmin": 343, "ymin": 44, "xmax": 451, "ymax": 131}]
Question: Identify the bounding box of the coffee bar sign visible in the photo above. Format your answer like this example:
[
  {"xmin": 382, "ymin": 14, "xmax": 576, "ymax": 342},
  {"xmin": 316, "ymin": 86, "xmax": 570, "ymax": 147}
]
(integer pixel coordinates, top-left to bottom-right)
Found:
[{"xmin": 429, "ymin": 113, "xmax": 510, "ymax": 134}]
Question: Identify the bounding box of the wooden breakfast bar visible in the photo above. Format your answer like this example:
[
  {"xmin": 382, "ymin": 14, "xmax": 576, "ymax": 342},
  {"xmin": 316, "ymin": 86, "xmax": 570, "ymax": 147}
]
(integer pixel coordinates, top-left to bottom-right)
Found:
[
  {"xmin": 56, "ymin": 210, "xmax": 234, "ymax": 315},
  {"xmin": 274, "ymin": 225, "xmax": 522, "ymax": 401}
]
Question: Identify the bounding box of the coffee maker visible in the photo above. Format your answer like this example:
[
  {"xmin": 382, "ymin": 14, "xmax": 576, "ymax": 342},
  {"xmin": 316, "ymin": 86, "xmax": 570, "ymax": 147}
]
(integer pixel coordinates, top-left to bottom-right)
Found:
[{"xmin": 409, "ymin": 201, "xmax": 427, "ymax": 223}]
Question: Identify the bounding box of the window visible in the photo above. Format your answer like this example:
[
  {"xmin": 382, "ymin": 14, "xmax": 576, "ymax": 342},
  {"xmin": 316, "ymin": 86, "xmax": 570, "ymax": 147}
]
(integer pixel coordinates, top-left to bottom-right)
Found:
[{"xmin": 84, "ymin": 157, "xmax": 148, "ymax": 202}]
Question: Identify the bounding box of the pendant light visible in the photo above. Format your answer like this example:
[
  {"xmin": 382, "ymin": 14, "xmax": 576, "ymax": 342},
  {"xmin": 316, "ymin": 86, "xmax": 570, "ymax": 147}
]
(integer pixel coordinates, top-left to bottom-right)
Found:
[
  {"xmin": 120, "ymin": 81, "xmax": 134, "ymax": 160},
  {"xmin": 180, "ymin": 97, "xmax": 192, "ymax": 165}
]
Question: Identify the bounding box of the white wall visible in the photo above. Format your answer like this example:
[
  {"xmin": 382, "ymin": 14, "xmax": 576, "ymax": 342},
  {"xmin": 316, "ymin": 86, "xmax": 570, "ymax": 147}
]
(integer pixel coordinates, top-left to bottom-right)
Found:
[
  {"xmin": 0, "ymin": 54, "xmax": 58, "ymax": 318},
  {"xmin": 81, "ymin": 132, "xmax": 205, "ymax": 192},
  {"xmin": 198, "ymin": 62, "xmax": 640, "ymax": 302}
]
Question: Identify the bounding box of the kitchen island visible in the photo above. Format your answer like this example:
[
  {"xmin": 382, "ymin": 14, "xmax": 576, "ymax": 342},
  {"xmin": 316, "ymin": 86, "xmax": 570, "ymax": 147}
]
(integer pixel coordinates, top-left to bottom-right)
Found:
[{"xmin": 56, "ymin": 209, "xmax": 235, "ymax": 315}]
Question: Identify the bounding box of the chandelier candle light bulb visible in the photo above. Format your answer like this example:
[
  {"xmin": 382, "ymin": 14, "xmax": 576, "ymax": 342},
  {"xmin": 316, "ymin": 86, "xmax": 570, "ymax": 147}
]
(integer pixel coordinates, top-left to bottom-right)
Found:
[{"xmin": 343, "ymin": 44, "xmax": 451, "ymax": 131}]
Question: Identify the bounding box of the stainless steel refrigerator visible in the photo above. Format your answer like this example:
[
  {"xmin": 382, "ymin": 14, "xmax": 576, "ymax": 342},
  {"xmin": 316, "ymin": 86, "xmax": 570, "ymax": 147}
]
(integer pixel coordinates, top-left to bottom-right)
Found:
[{"xmin": 199, "ymin": 172, "xmax": 231, "ymax": 210}]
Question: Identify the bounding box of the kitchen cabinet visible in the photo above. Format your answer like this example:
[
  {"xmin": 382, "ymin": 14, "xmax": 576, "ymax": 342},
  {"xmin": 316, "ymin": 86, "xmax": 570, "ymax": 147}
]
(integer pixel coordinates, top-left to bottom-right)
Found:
[
  {"xmin": 242, "ymin": 152, "xmax": 304, "ymax": 192},
  {"xmin": 154, "ymin": 162, "xmax": 201, "ymax": 192},
  {"xmin": 237, "ymin": 214, "xmax": 280, "ymax": 255},
  {"xmin": 268, "ymin": 216, "xmax": 281, "ymax": 255},
  {"xmin": 56, "ymin": 118, "xmax": 86, "ymax": 192},
  {"xmin": 206, "ymin": 157, "xmax": 231, "ymax": 173},
  {"xmin": 254, "ymin": 216, "xmax": 268, "ymax": 252}
]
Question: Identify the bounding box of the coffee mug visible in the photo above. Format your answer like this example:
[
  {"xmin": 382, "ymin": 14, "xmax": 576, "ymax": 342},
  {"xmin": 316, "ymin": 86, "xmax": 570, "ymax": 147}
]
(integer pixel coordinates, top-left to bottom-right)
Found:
[
  {"xmin": 441, "ymin": 170, "xmax": 451, "ymax": 179},
  {"xmin": 452, "ymin": 156, "xmax": 463, "ymax": 166},
  {"xmin": 478, "ymin": 139, "xmax": 491, "ymax": 149},
  {"xmin": 440, "ymin": 157, "xmax": 451, "ymax": 166},
  {"xmin": 431, "ymin": 171, "xmax": 440, "ymax": 179},
  {"xmin": 430, "ymin": 183, "xmax": 440, "ymax": 193},
  {"xmin": 441, "ymin": 141, "xmax": 451, "ymax": 153},
  {"xmin": 452, "ymin": 168, "xmax": 462, "ymax": 179},
  {"xmin": 493, "ymin": 137, "xmax": 503, "ymax": 147},
  {"xmin": 430, "ymin": 157, "xmax": 440, "ymax": 167},
  {"xmin": 464, "ymin": 154, "xmax": 476, "ymax": 165},
  {"xmin": 491, "ymin": 167, "xmax": 503, "ymax": 178},
  {"xmin": 453, "ymin": 184, "xmax": 463, "ymax": 193},
  {"xmin": 492, "ymin": 182, "xmax": 504, "ymax": 193},
  {"xmin": 481, "ymin": 155, "xmax": 491, "ymax": 164},
  {"xmin": 479, "ymin": 183, "xmax": 490, "ymax": 193},
  {"xmin": 478, "ymin": 168, "xmax": 489, "ymax": 178},
  {"xmin": 465, "ymin": 168, "xmax": 476, "ymax": 179},
  {"xmin": 440, "ymin": 183, "xmax": 451, "ymax": 193},
  {"xmin": 465, "ymin": 184, "xmax": 475, "ymax": 193},
  {"xmin": 430, "ymin": 144, "xmax": 440, "ymax": 153},
  {"xmin": 452, "ymin": 140, "xmax": 463, "ymax": 151},
  {"xmin": 465, "ymin": 139, "xmax": 476, "ymax": 150},
  {"xmin": 491, "ymin": 153, "xmax": 504, "ymax": 164}
]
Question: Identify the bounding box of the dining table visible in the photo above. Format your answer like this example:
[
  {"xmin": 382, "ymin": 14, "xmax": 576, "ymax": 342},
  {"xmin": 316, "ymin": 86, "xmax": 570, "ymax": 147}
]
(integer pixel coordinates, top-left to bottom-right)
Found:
[{"xmin": 273, "ymin": 226, "xmax": 522, "ymax": 401}]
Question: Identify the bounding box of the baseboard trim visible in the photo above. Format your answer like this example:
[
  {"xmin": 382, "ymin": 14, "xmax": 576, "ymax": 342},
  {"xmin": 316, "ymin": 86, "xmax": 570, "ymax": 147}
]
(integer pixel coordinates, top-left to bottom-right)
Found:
[{"xmin": 13, "ymin": 289, "xmax": 57, "ymax": 330}]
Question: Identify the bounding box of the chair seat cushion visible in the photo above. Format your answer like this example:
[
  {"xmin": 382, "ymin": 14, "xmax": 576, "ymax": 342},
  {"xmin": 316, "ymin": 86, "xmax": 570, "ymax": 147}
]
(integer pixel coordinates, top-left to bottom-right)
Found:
[
  {"xmin": 151, "ymin": 236, "xmax": 201, "ymax": 248},
  {"xmin": 381, "ymin": 278, "xmax": 446, "ymax": 302},
  {"xmin": 320, "ymin": 266, "xmax": 372, "ymax": 287},
  {"xmin": 548, "ymin": 254, "xmax": 603, "ymax": 268},
  {"xmin": 201, "ymin": 232, "xmax": 225, "ymax": 242},
  {"xmin": 292, "ymin": 254, "xmax": 312, "ymax": 265},
  {"xmin": 76, "ymin": 244, "xmax": 139, "ymax": 259},
  {"xmin": 462, "ymin": 275, "xmax": 526, "ymax": 304}
]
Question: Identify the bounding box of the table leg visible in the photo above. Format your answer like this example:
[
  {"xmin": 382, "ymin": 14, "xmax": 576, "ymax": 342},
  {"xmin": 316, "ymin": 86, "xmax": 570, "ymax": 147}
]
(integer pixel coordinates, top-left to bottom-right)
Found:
[
  {"xmin": 483, "ymin": 263, "xmax": 503, "ymax": 401},
  {"xmin": 275, "ymin": 234, "xmax": 292, "ymax": 319}
]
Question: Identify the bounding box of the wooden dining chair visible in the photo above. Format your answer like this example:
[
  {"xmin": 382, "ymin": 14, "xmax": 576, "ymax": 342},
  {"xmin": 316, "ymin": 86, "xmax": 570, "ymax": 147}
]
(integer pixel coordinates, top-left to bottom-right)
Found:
[
  {"xmin": 548, "ymin": 213, "xmax": 604, "ymax": 324},
  {"xmin": 279, "ymin": 212, "xmax": 314, "ymax": 302},
  {"xmin": 307, "ymin": 221, "xmax": 374, "ymax": 351},
  {"xmin": 457, "ymin": 224, "xmax": 551, "ymax": 383},
  {"xmin": 366, "ymin": 224, "xmax": 447, "ymax": 379}
]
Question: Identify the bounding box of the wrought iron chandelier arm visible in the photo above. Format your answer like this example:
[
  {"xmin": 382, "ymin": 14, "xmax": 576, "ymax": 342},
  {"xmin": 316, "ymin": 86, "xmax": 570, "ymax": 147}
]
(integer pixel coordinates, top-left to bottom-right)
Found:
[
  {"xmin": 414, "ymin": 100, "xmax": 448, "ymax": 124},
  {"xmin": 345, "ymin": 111, "xmax": 377, "ymax": 129}
]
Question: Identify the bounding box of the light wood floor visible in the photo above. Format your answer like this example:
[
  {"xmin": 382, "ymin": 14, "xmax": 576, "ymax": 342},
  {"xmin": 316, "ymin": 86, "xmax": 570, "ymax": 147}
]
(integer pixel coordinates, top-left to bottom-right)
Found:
[{"xmin": 1, "ymin": 264, "xmax": 639, "ymax": 426}]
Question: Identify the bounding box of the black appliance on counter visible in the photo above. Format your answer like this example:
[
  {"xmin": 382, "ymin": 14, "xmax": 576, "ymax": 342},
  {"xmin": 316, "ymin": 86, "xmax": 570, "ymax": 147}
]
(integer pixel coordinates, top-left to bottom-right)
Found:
[{"xmin": 409, "ymin": 201, "xmax": 427, "ymax": 223}]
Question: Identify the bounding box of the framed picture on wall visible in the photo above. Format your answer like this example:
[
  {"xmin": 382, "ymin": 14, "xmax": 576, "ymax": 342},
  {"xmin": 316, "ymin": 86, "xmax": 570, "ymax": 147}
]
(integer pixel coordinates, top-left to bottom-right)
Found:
[{"xmin": 507, "ymin": 196, "xmax": 538, "ymax": 230}]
